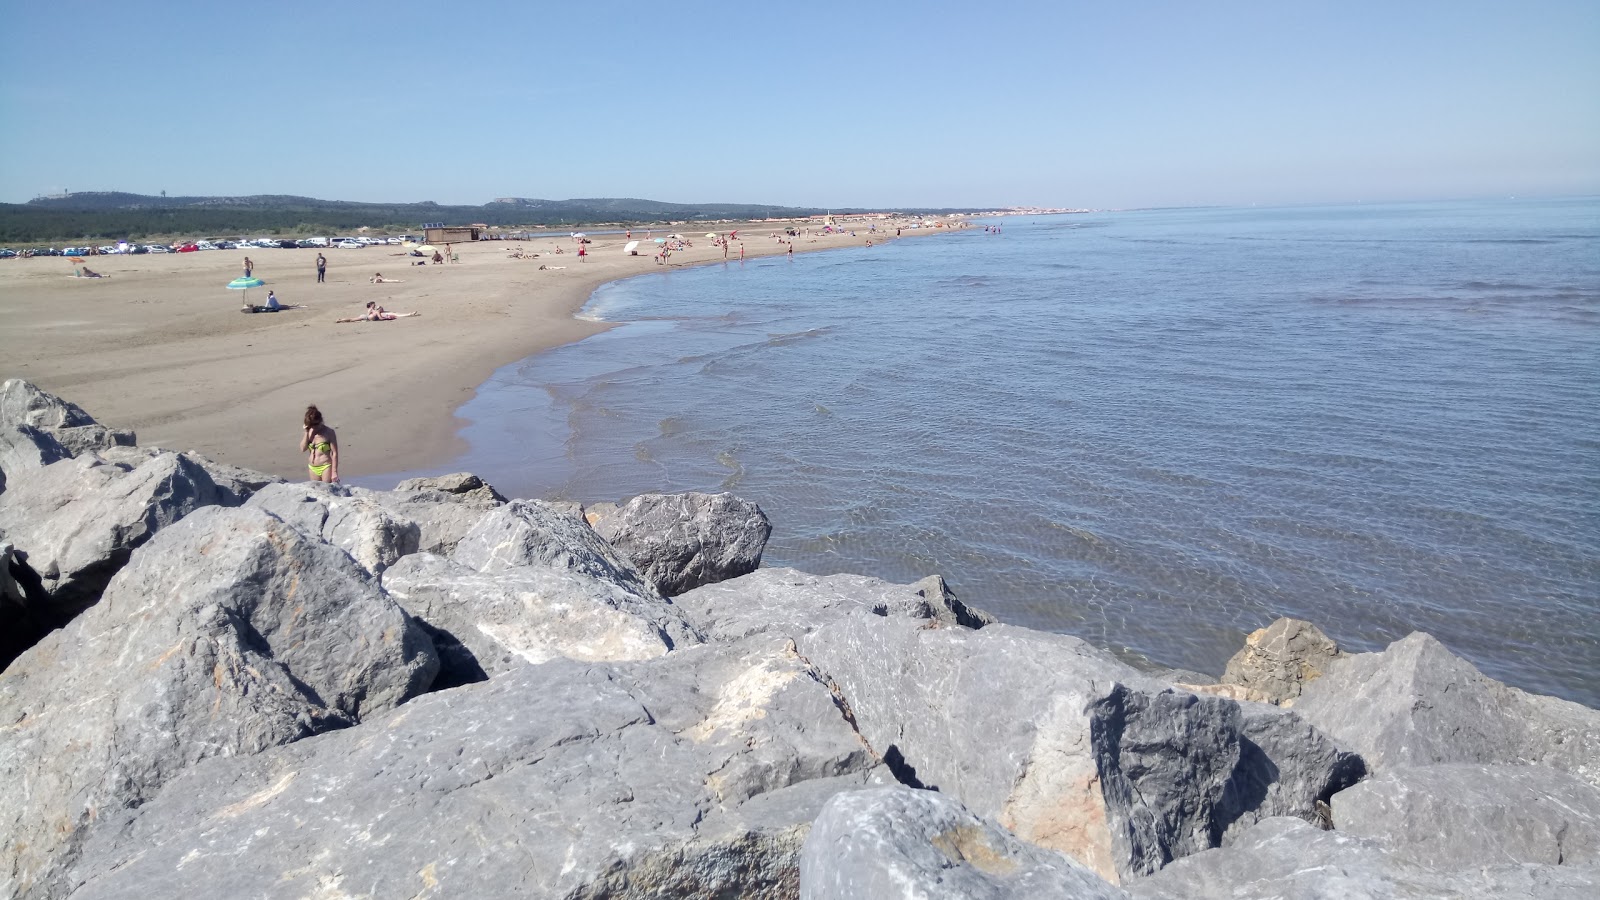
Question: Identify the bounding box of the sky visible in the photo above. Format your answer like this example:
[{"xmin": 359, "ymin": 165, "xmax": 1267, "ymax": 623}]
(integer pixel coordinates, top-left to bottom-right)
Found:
[{"xmin": 1, "ymin": 1, "xmax": 1596, "ymax": 209}]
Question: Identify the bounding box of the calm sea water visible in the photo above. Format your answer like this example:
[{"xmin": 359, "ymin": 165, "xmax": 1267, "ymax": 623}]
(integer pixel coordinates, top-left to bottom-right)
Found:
[{"xmin": 377, "ymin": 199, "xmax": 1600, "ymax": 706}]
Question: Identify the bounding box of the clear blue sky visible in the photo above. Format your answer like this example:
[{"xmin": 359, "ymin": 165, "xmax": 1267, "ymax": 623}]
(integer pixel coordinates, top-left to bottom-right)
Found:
[{"xmin": 2, "ymin": 1, "xmax": 1596, "ymax": 209}]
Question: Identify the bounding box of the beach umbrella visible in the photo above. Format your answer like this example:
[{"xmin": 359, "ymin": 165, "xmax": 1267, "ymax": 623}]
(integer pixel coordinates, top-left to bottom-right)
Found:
[
  {"xmin": 705, "ymin": 232, "xmax": 717, "ymax": 238},
  {"xmin": 227, "ymin": 275, "xmax": 265, "ymax": 307},
  {"xmin": 417, "ymin": 245, "xmax": 437, "ymax": 255},
  {"xmin": 624, "ymin": 241, "xmax": 640, "ymax": 254},
  {"xmin": 654, "ymin": 238, "xmax": 666, "ymax": 244}
]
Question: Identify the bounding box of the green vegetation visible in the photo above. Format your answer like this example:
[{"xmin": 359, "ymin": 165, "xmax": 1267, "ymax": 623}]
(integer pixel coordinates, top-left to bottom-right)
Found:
[{"xmin": 0, "ymin": 193, "xmax": 985, "ymax": 244}]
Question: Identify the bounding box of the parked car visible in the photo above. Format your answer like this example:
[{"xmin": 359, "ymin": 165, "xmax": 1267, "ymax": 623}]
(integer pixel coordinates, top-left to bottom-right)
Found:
[
  {"xmin": 195, "ymin": 241, "xmax": 218, "ymax": 251},
  {"xmin": 334, "ymin": 240, "xmax": 362, "ymax": 250},
  {"xmin": 63, "ymin": 247, "xmax": 87, "ymax": 256},
  {"xmin": 277, "ymin": 240, "xmax": 300, "ymax": 249},
  {"xmin": 147, "ymin": 245, "xmax": 170, "ymax": 253},
  {"xmin": 129, "ymin": 245, "xmax": 149, "ymax": 254},
  {"xmin": 0, "ymin": 249, "xmax": 16, "ymax": 258},
  {"xmin": 214, "ymin": 240, "xmax": 237, "ymax": 250}
]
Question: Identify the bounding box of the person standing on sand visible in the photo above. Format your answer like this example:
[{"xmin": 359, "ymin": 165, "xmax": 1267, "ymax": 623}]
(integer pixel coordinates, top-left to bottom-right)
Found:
[
  {"xmin": 243, "ymin": 256, "xmax": 254, "ymax": 278},
  {"xmin": 446, "ymin": 243, "xmax": 454, "ymax": 263},
  {"xmin": 578, "ymin": 243, "xmax": 586, "ymax": 262},
  {"xmin": 316, "ymin": 253, "xmax": 327, "ymax": 283},
  {"xmin": 300, "ymin": 405, "xmax": 338, "ymax": 483}
]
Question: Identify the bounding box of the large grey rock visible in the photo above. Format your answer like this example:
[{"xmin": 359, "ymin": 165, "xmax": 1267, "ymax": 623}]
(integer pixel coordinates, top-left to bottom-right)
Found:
[
  {"xmin": 1221, "ymin": 617, "xmax": 1342, "ymax": 704},
  {"xmin": 799, "ymin": 615, "xmax": 1233, "ymax": 883},
  {"xmin": 910, "ymin": 573, "xmax": 998, "ymax": 629},
  {"xmin": 381, "ymin": 551, "xmax": 693, "ymax": 689},
  {"xmin": 394, "ymin": 470, "xmax": 507, "ymax": 504},
  {"xmin": 674, "ymin": 567, "xmax": 943, "ymax": 644},
  {"xmin": 454, "ymin": 499, "xmax": 659, "ymax": 597},
  {"xmin": 800, "ymin": 786, "xmax": 1128, "ymax": 900},
  {"xmin": 1217, "ymin": 701, "xmax": 1365, "ymax": 841},
  {"xmin": 0, "ymin": 451, "xmax": 224, "ymax": 616},
  {"xmin": 54, "ymin": 639, "xmax": 882, "ymax": 900},
  {"xmin": 0, "ymin": 379, "xmax": 134, "ymax": 456},
  {"xmin": 363, "ymin": 486, "xmax": 500, "ymax": 555},
  {"xmin": 1332, "ymin": 764, "xmax": 1600, "ymax": 868},
  {"xmin": 1126, "ymin": 816, "xmax": 1600, "ymax": 900},
  {"xmin": 247, "ymin": 481, "xmax": 420, "ymax": 574},
  {"xmin": 586, "ymin": 491, "xmax": 772, "ymax": 595},
  {"xmin": 178, "ymin": 450, "xmax": 282, "ymax": 504},
  {"xmin": 1291, "ymin": 632, "xmax": 1600, "ymax": 787},
  {"xmin": 0, "ymin": 506, "xmax": 438, "ymax": 899},
  {"xmin": 0, "ymin": 424, "xmax": 69, "ymax": 494}
]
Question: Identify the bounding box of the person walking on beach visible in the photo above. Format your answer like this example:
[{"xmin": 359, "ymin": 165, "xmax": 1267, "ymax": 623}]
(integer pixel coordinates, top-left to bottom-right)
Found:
[
  {"xmin": 446, "ymin": 243, "xmax": 454, "ymax": 263},
  {"xmin": 578, "ymin": 242, "xmax": 586, "ymax": 263},
  {"xmin": 300, "ymin": 405, "xmax": 338, "ymax": 483},
  {"xmin": 316, "ymin": 253, "xmax": 327, "ymax": 283},
  {"xmin": 243, "ymin": 256, "xmax": 254, "ymax": 278}
]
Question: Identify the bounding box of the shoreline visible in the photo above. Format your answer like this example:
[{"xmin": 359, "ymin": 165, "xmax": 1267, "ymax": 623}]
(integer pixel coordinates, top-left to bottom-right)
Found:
[{"xmin": 0, "ymin": 221, "xmax": 959, "ymax": 479}]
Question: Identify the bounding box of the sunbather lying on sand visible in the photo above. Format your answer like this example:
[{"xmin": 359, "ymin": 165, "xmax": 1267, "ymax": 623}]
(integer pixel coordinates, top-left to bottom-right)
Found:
[
  {"xmin": 369, "ymin": 273, "xmax": 404, "ymax": 283},
  {"xmin": 336, "ymin": 301, "xmax": 420, "ymax": 323}
]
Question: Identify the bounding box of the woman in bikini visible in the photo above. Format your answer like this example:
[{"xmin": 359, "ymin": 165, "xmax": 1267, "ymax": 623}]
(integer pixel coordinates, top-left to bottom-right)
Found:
[
  {"xmin": 300, "ymin": 405, "xmax": 338, "ymax": 482},
  {"xmin": 335, "ymin": 301, "xmax": 421, "ymax": 323}
]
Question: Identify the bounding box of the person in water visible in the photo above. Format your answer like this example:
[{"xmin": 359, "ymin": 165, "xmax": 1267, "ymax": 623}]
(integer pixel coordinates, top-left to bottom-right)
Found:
[{"xmin": 300, "ymin": 405, "xmax": 338, "ymax": 483}]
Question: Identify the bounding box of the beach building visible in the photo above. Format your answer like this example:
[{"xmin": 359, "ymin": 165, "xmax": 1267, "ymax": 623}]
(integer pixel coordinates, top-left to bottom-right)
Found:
[{"xmin": 424, "ymin": 226, "xmax": 480, "ymax": 244}]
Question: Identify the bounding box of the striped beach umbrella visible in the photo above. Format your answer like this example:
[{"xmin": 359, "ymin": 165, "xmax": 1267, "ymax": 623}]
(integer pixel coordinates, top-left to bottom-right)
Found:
[{"xmin": 227, "ymin": 275, "xmax": 266, "ymax": 306}]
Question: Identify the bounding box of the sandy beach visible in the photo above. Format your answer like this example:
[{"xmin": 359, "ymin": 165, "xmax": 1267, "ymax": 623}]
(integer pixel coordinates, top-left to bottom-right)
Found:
[{"xmin": 0, "ymin": 223, "xmax": 946, "ymax": 480}]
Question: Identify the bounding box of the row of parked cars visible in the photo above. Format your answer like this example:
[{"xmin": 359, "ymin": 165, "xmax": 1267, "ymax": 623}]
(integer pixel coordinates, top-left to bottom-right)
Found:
[{"xmin": 1, "ymin": 235, "xmax": 420, "ymax": 259}]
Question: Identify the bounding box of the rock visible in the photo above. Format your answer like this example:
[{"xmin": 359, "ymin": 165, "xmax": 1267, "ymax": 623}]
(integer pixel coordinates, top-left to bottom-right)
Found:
[
  {"xmin": 910, "ymin": 573, "xmax": 998, "ymax": 629},
  {"xmin": 1332, "ymin": 764, "xmax": 1600, "ymax": 868},
  {"xmin": 800, "ymin": 615, "xmax": 1239, "ymax": 883},
  {"xmin": 362, "ymin": 486, "xmax": 500, "ymax": 555},
  {"xmin": 1290, "ymin": 632, "xmax": 1600, "ymax": 787},
  {"xmin": 1218, "ymin": 702, "xmax": 1365, "ymax": 841},
  {"xmin": 53, "ymin": 640, "xmax": 881, "ymax": 900},
  {"xmin": 394, "ymin": 471, "xmax": 507, "ymax": 504},
  {"xmin": 0, "ymin": 424, "xmax": 69, "ymax": 494},
  {"xmin": 0, "ymin": 379, "xmax": 135, "ymax": 456},
  {"xmin": 0, "ymin": 451, "xmax": 224, "ymax": 619},
  {"xmin": 1126, "ymin": 816, "xmax": 1600, "ymax": 900},
  {"xmin": 0, "ymin": 506, "xmax": 438, "ymax": 898},
  {"xmin": 1176, "ymin": 681, "xmax": 1275, "ymax": 704},
  {"xmin": 0, "ymin": 379, "xmax": 98, "ymax": 432},
  {"xmin": 454, "ymin": 499, "xmax": 660, "ymax": 597},
  {"xmin": 585, "ymin": 491, "xmax": 772, "ymax": 595},
  {"xmin": 1220, "ymin": 618, "xmax": 1342, "ymax": 704},
  {"xmin": 49, "ymin": 423, "xmax": 137, "ymax": 457},
  {"xmin": 247, "ymin": 481, "xmax": 420, "ymax": 574},
  {"xmin": 799, "ymin": 786, "xmax": 1128, "ymax": 900},
  {"xmin": 380, "ymin": 551, "xmax": 689, "ymax": 689},
  {"xmin": 178, "ymin": 450, "xmax": 282, "ymax": 504},
  {"xmin": 674, "ymin": 567, "xmax": 942, "ymax": 644}
]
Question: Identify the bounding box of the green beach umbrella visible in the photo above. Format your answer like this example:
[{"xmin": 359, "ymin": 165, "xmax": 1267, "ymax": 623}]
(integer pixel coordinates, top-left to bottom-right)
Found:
[{"xmin": 227, "ymin": 275, "xmax": 266, "ymax": 307}]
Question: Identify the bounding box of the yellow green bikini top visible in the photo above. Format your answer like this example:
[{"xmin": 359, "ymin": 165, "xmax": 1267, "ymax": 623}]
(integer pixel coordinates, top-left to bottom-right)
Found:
[{"xmin": 308, "ymin": 439, "xmax": 331, "ymax": 454}]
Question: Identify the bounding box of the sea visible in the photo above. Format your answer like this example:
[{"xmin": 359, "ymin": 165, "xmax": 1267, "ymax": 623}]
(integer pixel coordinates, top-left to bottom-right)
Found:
[{"xmin": 371, "ymin": 198, "xmax": 1600, "ymax": 708}]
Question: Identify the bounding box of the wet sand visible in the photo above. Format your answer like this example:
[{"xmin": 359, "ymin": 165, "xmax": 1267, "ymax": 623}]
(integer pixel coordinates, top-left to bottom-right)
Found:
[{"xmin": 0, "ymin": 224, "xmax": 942, "ymax": 479}]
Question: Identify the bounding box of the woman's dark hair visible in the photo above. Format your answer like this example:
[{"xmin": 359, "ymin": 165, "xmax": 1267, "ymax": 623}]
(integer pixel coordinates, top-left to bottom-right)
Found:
[{"xmin": 304, "ymin": 405, "xmax": 323, "ymax": 429}]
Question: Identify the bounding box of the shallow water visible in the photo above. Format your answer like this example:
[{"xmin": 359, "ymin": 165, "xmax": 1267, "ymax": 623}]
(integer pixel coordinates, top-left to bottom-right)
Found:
[{"xmin": 372, "ymin": 199, "xmax": 1600, "ymax": 706}]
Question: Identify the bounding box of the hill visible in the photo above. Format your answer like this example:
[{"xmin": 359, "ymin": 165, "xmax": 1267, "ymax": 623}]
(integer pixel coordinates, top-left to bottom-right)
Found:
[{"xmin": 0, "ymin": 192, "xmax": 985, "ymax": 244}]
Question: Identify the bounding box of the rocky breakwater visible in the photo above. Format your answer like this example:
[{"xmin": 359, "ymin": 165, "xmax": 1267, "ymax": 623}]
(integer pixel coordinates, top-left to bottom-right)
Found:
[{"xmin": 1, "ymin": 378, "xmax": 1596, "ymax": 899}]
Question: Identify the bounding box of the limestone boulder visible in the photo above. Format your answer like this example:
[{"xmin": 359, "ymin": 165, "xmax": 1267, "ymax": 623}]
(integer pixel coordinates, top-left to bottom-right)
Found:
[
  {"xmin": 585, "ymin": 491, "xmax": 771, "ymax": 595},
  {"xmin": 798, "ymin": 614, "xmax": 1356, "ymax": 883},
  {"xmin": 799, "ymin": 786, "xmax": 1128, "ymax": 900},
  {"xmin": 451, "ymin": 498, "xmax": 674, "ymax": 615},
  {"xmin": 910, "ymin": 573, "xmax": 998, "ymax": 629},
  {"xmin": 674, "ymin": 567, "xmax": 942, "ymax": 644},
  {"xmin": 363, "ymin": 486, "xmax": 500, "ymax": 555},
  {"xmin": 0, "ymin": 506, "xmax": 438, "ymax": 899},
  {"xmin": 1126, "ymin": 816, "xmax": 1600, "ymax": 900},
  {"xmin": 1221, "ymin": 618, "xmax": 1342, "ymax": 704},
  {"xmin": 1290, "ymin": 632, "xmax": 1600, "ymax": 787},
  {"xmin": 1331, "ymin": 764, "xmax": 1600, "ymax": 868},
  {"xmin": 1217, "ymin": 701, "xmax": 1365, "ymax": 841},
  {"xmin": 247, "ymin": 481, "xmax": 420, "ymax": 574},
  {"xmin": 394, "ymin": 471, "xmax": 507, "ymax": 504},
  {"xmin": 381, "ymin": 551, "xmax": 691, "ymax": 689},
  {"xmin": 0, "ymin": 424, "xmax": 69, "ymax": 494},
  {"xmin": 0, "ymin": 379, "xmax": 134, "ymax": 456},
  {"xmin": 178, "ymin": 450, "xmax": 282, "ymax": 504},
  {"xmin": 54, "ymin": 640, "xmax": 882, "ymax": 900},
  {"xmin": 0, "ymin": 451, "xmax": 224, "ymax": 618}
]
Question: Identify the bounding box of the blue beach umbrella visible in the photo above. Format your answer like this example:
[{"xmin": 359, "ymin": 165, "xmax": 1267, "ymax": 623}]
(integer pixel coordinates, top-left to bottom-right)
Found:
[{"xmin": 227, "ymin": 275, "xmax": 266, "ymax": 306}]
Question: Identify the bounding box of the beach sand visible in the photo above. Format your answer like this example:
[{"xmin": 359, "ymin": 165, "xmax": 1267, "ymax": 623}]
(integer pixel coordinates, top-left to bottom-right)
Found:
[{"xmin": 0, "ymin": 224, "xmax": 942, "ymax": 480}]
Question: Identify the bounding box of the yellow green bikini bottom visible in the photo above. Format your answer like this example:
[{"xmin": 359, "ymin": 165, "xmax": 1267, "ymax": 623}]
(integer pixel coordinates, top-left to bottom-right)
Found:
[{"xmin": 308, "ymin": 462, "xmax": 331, "ymax": 478}]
